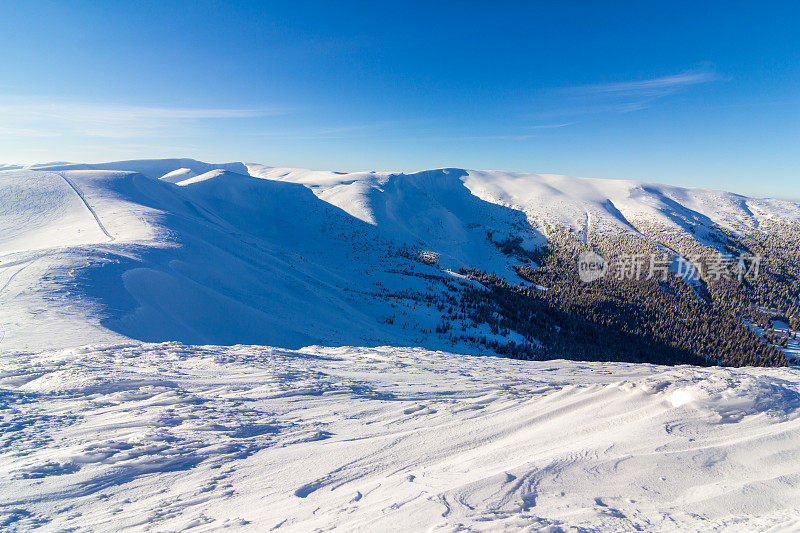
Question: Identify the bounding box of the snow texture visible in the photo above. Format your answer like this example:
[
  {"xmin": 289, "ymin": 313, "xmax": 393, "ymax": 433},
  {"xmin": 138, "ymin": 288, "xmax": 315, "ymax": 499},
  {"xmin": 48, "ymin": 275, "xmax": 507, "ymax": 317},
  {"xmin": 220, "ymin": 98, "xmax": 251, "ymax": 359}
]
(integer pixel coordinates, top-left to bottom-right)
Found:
[{"xmin": 2, "ymin": 343, "xmax": 800, "ymax": 531}]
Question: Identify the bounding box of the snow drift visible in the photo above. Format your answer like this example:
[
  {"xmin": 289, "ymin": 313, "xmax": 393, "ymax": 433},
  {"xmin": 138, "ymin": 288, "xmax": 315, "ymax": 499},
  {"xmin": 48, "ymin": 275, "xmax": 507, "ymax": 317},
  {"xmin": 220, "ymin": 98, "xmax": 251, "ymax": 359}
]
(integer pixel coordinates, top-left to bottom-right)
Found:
[{"xmin": 1, "ymin": 342, "xmax": 799, "ymax": 531}]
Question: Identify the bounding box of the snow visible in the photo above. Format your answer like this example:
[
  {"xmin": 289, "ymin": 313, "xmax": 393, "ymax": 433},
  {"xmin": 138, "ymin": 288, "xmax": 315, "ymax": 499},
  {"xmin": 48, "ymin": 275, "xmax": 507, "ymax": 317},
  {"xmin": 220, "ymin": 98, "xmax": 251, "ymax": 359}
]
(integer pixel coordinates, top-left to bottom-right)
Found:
[
  {"xmin": 0, "ymin": 171, "xmax": 111, "ymax": 252},
  {"xmin": 749, "ymin": 320, "xmax": 800, "ymax": 363},
  {"xmin": 3, "ymin": 158, "xmax": 800, "ymax": 530},
  {"xmin": 773, "ymin": 321, "xmax": 800, "ymax": 361},
  {"xmin": 29, "ymin": 158, "xmax": 249, "ymax": 181},
  {"xmin": 2, "ymin": 342, "xmax": 800, "ymax": 531},
  {"xmin": 159, "ymin": 167, "xmax": 199, "ymax": 184},
  {"xmin": 247, "ymin": 163, "xmax": 800, "ymax": 246},
  {"xmin": 0, "ymin": 164, "xmax": 551, "ymax": 354}
]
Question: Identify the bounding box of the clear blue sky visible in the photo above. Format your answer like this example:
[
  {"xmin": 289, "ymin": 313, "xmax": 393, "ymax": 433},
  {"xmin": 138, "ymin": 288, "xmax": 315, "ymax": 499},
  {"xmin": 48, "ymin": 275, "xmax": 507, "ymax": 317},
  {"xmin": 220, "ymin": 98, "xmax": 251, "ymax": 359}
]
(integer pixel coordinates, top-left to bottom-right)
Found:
[{"xmin": 1, "ymin": 1, "xmax": 798, "ymax": 198}]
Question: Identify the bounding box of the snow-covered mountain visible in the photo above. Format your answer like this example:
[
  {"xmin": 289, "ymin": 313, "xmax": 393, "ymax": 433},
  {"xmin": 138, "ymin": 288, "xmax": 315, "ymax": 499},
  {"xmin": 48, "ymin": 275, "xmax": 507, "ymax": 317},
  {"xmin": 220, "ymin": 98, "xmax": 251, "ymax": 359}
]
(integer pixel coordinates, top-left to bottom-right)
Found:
[
  {"xmin": 3, "ymin": 158, "xmax": 800, "ymax": 531},
  {"xmin": 1, "ymin": 158, "xmax": 799, "ymax": 356},
  {"xmin": 246, "ymin": 163, "xmax": 800, "ymax": 241}
]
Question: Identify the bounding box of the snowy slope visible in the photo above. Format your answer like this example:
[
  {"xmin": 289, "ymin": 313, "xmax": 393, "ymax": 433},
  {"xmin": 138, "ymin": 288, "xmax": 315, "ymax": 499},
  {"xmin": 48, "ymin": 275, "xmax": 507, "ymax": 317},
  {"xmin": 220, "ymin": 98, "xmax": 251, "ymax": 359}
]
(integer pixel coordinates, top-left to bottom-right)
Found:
[
  {"xmin": 2, "ymin": 342, "xmax": 799, "ymax": 531},
  {"xmin": 3, "ymin": 159, "xmax": 800, "ymax": 354},
  {"xmin": 0, "ymin": 166, "xmax": 499, "ymax": 353},
  {"xmin": 247, "ymin": 164, "xmax": 800, "ymax": 241}
]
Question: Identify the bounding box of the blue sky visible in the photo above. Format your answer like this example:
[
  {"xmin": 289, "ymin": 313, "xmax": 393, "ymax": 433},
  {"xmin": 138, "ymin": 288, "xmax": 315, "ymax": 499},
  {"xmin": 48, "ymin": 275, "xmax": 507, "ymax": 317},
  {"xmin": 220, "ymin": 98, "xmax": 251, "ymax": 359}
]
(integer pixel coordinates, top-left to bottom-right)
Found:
[{"xmin": 1, "ymin": 1, "xmax": 798, "ymax": 198}]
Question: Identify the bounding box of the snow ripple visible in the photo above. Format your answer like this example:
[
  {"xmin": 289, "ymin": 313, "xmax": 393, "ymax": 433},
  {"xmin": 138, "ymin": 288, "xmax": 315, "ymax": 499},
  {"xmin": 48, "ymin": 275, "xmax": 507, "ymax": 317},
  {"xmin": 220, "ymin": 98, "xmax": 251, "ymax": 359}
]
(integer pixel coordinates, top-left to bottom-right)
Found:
[{"xmin": 1, "ymin": 343, "xmax": 800, "ymax": 531}]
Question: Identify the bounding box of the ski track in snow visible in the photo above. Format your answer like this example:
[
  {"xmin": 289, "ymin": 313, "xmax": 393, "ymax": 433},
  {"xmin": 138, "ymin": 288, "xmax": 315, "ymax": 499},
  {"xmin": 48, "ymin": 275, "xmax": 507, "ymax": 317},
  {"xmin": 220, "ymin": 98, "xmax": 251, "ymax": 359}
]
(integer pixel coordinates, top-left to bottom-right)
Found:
[
  {"xmin": 0, "ymin": 265, "xmax": 26, "ymax": 297},
  {"xmin": 2, "ymin": 343, "xmax": 800, "ymax": 532},
  {"xmin": 57, "ymin": 172, "xmax": 114, "ymax": 242}
]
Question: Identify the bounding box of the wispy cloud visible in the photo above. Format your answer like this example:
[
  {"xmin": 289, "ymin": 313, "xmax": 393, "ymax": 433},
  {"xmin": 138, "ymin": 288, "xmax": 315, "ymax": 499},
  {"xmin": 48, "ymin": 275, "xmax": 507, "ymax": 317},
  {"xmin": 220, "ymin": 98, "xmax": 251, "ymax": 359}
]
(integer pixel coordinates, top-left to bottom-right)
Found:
[
  {"xmin": 418, "ymin": 133, "xmax": 549, "ymax": 142},
  {"xmin": 247, "ymin": 119, "xmax": 424, "ymax": 140},
  {"xmin": 539, "ymin": 67, "xmax": 720, "ymax": 119},
  {"xmin": 388, "ymin": 122, "xmax": 576, "ymax": 143},
  {"xmin": 528, "ymin": 122, "xmax": 574, "ymax": 130},
  {"xmin": 572, "ymin": 70, "xmax": 719, "ymax": 97},
  {"xmin": 0, "ymin": 96, "xmax": 284, "ymax": 138}
]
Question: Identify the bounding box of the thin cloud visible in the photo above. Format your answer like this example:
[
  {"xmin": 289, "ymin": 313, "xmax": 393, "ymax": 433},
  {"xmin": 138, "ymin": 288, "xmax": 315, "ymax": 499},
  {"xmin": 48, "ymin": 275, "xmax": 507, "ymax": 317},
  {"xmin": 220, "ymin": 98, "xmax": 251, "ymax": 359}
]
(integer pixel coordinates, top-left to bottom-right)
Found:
[
  {"xmin": 528, "ymin": 122, "xmax": 574, "ymax": 130},
  {"xmin": 0, "ymin": 96, "xmax": 284, "ymax": 138},
  {"xmin": 535, "ymin": 101, "xmax": 650, "ymax": 119},
  {"xmin": 418, "ymin": 134, "xmax": 540, "ymax": 142},
  {"xmin": 0, "ymin": 126, "xmax": 62, "ymax": 137},
  {"xmin": 540, "ymin": 67, "xmax": 720, "ymax": 119},
  {"xmin": 248, "ymin": 119, "xmax": 424, "ymax": 140},
  {"xmin": 573, "ymin": 70, "xmax": 719, "ymax": 97}
]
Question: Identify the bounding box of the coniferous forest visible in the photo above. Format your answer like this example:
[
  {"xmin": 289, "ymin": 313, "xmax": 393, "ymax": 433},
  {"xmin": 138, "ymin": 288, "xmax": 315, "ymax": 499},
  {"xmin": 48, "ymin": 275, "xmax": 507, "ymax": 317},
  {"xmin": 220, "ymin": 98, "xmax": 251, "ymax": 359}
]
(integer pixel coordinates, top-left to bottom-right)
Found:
[{"xmin": 420, "ymin": 221, "xmax": 800, "ymax": 368}]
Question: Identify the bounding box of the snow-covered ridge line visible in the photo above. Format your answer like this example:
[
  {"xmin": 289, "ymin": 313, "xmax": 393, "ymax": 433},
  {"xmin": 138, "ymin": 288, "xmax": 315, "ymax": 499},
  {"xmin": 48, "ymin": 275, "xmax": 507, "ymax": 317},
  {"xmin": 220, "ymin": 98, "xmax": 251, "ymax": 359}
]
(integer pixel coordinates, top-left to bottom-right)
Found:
[
  {"xmin": 245, "ymin": 162, "xmax": 800, "ymax": 236},
  {"xmin": 1, "ymin": 157, "xmax": 799, "ymax": 360},
  {"xmin": 7, "ymin": 157, "xmax": 799, "ymax": 231}
]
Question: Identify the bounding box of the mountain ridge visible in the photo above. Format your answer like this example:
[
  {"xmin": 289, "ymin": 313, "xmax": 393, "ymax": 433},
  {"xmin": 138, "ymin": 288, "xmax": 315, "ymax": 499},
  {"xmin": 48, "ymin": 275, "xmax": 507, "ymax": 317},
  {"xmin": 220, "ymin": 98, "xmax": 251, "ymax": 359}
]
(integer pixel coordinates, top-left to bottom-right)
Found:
[{"xmin": 1, "ymin": 158, "xmax": 798, "ymax": 366}]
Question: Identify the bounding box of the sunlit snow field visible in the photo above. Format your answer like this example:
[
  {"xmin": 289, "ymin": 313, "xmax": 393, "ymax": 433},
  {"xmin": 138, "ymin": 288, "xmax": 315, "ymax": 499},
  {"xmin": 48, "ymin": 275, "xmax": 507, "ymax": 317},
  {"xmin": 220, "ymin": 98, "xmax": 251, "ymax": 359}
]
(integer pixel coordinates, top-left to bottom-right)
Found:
[
  {"xmin": 2, "ymin": 343, "xmax": 800, "ymax": 531},
  {"xmin": 2, "ymin": 160, "xmax": 800, "ymax": 531}
]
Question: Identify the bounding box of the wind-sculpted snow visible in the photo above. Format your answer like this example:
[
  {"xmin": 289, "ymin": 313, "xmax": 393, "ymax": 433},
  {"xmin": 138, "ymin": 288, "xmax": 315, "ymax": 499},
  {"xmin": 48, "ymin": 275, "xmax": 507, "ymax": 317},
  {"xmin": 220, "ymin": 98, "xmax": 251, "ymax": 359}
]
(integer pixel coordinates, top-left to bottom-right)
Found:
[{"xmin": 1, "ymin": 343, "xmax": 799, "ymax": 531}]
